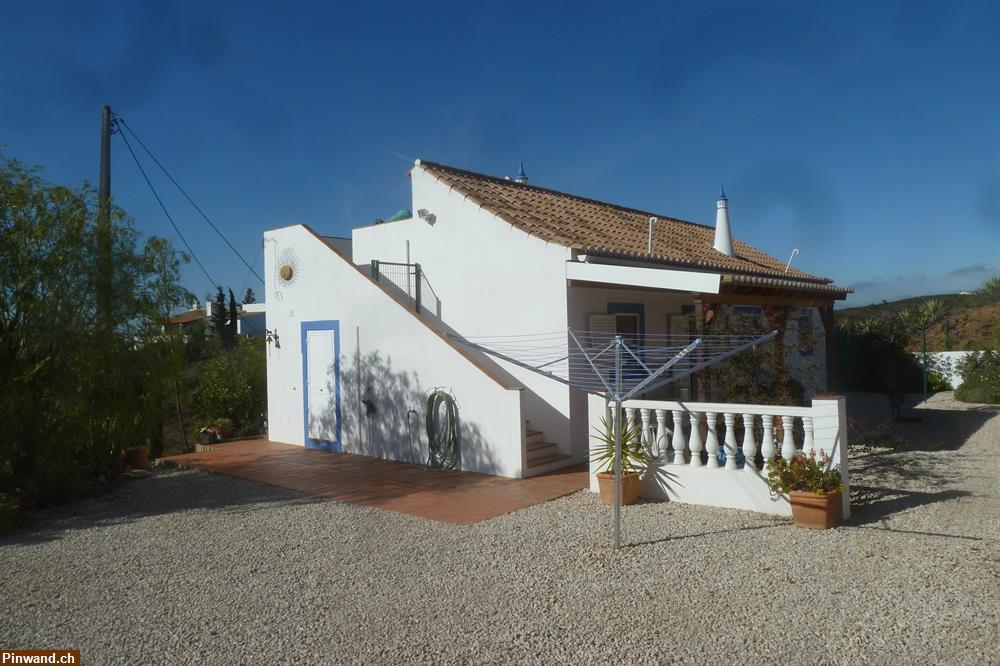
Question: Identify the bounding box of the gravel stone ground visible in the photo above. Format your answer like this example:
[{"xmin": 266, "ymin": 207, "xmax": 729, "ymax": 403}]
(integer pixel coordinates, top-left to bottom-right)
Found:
[{"xmin": 2, "ymin": 392, "xmax": 998, "ymax": 664}]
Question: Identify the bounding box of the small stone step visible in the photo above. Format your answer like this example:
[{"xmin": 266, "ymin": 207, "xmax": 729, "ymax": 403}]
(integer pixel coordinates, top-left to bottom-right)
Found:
[
  {"xmin": 526, "ymin": 440, "xmax": 555, "ymax": 452},
  {"xmin": 526, "ymin": 453, "xmax": 571, "ymax": 469}
]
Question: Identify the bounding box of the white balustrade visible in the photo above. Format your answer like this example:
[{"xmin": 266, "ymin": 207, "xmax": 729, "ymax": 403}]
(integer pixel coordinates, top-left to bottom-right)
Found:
[
  {"xmin": 722, "ymin": 413, "xmax": 739, "ymax": 470},
  {"xmin": 704, "ymin": 412, "xmax": 719, "ymax": 469},
  {"xmin": 688, "ymin": 412, "xmax": 703, "ymax": 467},
  {"xmin": 671, "ymin": 410, "xmax": 686, "ymax": 464},
  {"xmin": 655, "ymin": 409, "xmax": 668, "ymax": 460},
  {"xmin": 596, "ymin": 396, "xmax": 851, "ymax": 519},
  {"xmin": 610, "ymin": 400, "xmax": 818, "ymax": 474},
  {"xmin": 742, "ymin": 413, "xmax": 757, "ymax": 471}
]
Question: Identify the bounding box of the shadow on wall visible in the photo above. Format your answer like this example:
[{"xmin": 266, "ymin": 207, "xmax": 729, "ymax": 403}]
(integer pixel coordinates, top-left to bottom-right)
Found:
[{"xmin": 312, "ymin": 350, "xmax": 503, "ymax": 474}]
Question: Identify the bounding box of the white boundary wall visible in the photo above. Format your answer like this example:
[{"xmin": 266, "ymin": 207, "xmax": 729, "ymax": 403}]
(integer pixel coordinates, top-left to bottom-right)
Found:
[
  {"xmin": 352, "ymin": 165, "xmax": 575, "ymax": 458},
  {"xmin": 913, "ymin": 351, "xmax": 974, "ymax": 388},
  {"xmin": 264, "ymin": 224, "xmax": 526, "ymax": 477},
  {"xmin": 587, "ymin": 393, "xmax": 851, "ymax": 517}
]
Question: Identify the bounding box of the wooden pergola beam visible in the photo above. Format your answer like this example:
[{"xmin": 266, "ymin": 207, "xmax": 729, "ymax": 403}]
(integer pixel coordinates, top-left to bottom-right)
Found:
[{"xmin": 700, "ymin": 291, "xmax": 837, "ymax": 309}]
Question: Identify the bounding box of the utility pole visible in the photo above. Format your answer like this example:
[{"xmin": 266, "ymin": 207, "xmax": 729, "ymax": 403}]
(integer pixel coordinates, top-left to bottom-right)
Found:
[{"xmin": 97, "ymin": 105, "xmax": 113, "ymax": 330}]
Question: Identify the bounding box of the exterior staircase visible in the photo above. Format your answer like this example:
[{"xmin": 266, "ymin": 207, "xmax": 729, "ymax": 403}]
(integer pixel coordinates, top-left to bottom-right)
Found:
[{"xmin": 524, "ymin": 420, "xmax": 574, "ymax": 477}]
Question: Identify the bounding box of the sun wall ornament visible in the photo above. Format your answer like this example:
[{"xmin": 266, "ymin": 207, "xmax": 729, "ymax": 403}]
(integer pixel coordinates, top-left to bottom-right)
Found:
[{"xmin": 275, "ymin": 248, "xmax": 300, "ymax": 287}]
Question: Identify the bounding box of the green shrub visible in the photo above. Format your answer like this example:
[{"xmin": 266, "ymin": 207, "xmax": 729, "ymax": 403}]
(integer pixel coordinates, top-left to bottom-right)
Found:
[
  {"xmin": 192, "ymin": 337, "xmax": 267, "ymax": 436},
  {"xmin": 0, "ymin": 493, "xmax": 23, "ymax": 533},
  {"xmin": 927, "ymin": 371, "xmax": 952, "ymax": 392},
  {"xmin": 955, "ymin": 350, "xmax": 1000, "ymax": 404}
]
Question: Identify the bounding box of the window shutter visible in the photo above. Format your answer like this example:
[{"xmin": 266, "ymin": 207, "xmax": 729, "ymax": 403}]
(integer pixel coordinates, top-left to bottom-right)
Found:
[{"xmin": 588, "ymin": 314, "xmax": 617, "ymax": 335}]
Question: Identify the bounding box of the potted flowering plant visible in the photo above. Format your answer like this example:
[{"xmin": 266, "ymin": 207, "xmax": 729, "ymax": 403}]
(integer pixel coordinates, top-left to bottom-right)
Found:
[
  {"xmin": 590, "ymin": 415, "xmax": 651, "ymax": 506},
  {"xmin": 196, "ymin": 418, "xmax": 235, "ymax": 451},
  {"xmin": 765, "ymin": 450, "xmax": 844, "ymax": 529}
]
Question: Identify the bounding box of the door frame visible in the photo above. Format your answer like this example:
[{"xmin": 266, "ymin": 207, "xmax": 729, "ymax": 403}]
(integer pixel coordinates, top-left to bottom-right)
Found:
[{"xmin": 301, "ymin": 320, "xmax": 342, "ymax": 451}]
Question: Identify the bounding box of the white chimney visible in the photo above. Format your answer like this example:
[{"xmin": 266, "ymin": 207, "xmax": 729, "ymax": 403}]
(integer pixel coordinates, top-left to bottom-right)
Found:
[{"xmin": 713, "ymin": 186, "xmax": 734, "ymax": 256}]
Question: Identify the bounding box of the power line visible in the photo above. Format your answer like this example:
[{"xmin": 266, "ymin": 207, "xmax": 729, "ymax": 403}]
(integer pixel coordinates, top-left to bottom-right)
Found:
[
  {"xmin": 116, "ymin": 122, "xmax": 218, "ymax": 288},
  {"xmin": 115, "ymin": 116, "xmax": 264, "ymax": 285},
  {"xmin": 239, "ymin": 239, "xmax": 264, "ymax": 296}
]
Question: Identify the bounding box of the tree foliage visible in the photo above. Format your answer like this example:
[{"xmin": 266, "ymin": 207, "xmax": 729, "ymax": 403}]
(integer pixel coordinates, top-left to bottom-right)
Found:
[
  {"xmin": 835, "ymin": 317, "xmax": 925, "ymax": 418},
  {"xmin": 0, "ymin": 152, "xmax": 189, "ymax": 519},
  {"xmin": 975, "ymin": 276, "xmax": 1000, "ymax": 306},
  {"xmin": 227, "ymin": 288, "xmax": 238, "ymax": 342},
  {"xmin": 710, "ymin": 308, "xmax": 810, "ymax": 406},
  {"xmin": 210, "ymin": 286, "xmax": 228, "ymax": 344}
]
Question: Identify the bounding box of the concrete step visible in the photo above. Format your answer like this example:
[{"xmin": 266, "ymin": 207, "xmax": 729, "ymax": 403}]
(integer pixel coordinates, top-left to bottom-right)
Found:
[
  {"xmin": 523, "ymin": 453, "xmax": 577, "ymax": 477},
  {"xmin": 526, "ymin": 452, "xmax": 571, "ymax": 469},
  {"xmin": 526, "ymin": 441, "xmax": 558, "ymax": 460}
]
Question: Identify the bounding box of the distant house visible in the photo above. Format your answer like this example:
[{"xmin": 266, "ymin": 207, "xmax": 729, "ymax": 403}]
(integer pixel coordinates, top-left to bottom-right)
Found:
[
  {"xmin": 166, "ymin": 300, "xmax": 266, "ymax": 338},
  {"xmin": 259, "ymin": 160, "xmax": 851, "ymax": 479}
]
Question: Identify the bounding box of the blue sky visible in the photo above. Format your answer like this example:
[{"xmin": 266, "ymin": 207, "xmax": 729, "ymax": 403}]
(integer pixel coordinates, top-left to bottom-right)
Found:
[{"xmin": 3, "ymin": 1, "xmax": 999, "ymax": 306}]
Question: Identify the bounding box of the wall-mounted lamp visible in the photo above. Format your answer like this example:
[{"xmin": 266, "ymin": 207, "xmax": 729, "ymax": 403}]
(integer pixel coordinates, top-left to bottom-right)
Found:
[
  {"xmin": 265, "ymin": 328, "xmax": 281, "ymax": 349},
  {"xmin": 417, "ymin": 208, "xmax": 437, "ymax": 225}
]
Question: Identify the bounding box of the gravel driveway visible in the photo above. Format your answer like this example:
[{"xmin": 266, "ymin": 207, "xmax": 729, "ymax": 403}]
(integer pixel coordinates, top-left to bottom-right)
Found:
[{"xmin": 2, "ymin": 393, "xmax": 998, "ymax": 664}]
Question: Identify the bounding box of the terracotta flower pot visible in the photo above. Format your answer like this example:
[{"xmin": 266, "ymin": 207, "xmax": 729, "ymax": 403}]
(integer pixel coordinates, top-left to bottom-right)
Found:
[
  {"xmin": 789, "ymin": 490, "xmax": 842, "ymax": 529},
  {"xmin": 596, "ymin": 471, "xmax": 642, "ymax": 506},
  {"xmin": 122, "ymin": 445, "xmax": 150, "ymax": 471}
]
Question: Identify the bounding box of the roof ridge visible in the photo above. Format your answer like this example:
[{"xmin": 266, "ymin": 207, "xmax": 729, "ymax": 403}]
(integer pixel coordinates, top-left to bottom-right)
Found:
[{"xmin": 416, "ymin": 160, "xmax": 716, "ymax": 233}]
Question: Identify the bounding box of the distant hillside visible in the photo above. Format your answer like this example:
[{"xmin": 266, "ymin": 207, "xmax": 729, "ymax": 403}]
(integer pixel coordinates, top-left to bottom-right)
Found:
[{"xmin": 837, "ymin": 293, "xmax": 999, "ymax": 352}]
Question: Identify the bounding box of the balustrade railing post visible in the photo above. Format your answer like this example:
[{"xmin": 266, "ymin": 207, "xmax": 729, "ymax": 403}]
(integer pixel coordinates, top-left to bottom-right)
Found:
[
  {"xmin": 802, "ymin": 416, "xmax": 814, "ymax": 454},
  {"xmin": 640, "ymin": 408, "xmax": 654, "ymax": 457},
  {"xmin": 723, "ymin": 413, "xmax": 739, "ymax": 470},
  {"xmin": 655, "ymin": 409, "xmax": 667, "ymax": 460},
  {"xmin": 742, "ymin": 413, "xmax": 758, "ymax": 470},
  {"xmin": 760, "ymin": 414, "xmax": 776, "ymax": 469},
  {"xmin": 780, "ymin": 415, "xmax": 796, "ymax": 460},
  {"xmin": 370, "ymin": 259, "xmax": 380, "ymax": 282},
  {"xmin": 688, "ymin": 412, "xmax": 703, "ymax": 466},
  {"xmin": 704, "ymin": 412, "xmax": 719, "ymax": 468},
  {"xmin": 671, "ymin": 410, "xmax": 686, "ymax": 464}
]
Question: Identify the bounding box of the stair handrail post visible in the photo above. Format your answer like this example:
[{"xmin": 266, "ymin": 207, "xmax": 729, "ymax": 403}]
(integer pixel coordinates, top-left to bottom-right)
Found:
[
  {"xmin": 371, "ymin": 259, "xmax": 380, "ymax": 282},
  {"xmin": 414, "ymin": 262, "xmax": 422, "ymax": 313}
]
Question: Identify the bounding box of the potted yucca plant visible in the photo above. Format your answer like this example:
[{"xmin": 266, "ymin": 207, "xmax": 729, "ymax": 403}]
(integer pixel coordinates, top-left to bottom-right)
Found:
[
  {"xmin": 766, "ymin": 450, "xmax": 844, "ymax": 529},
  {"xmin": 590, "ymin": 415, "xmax": 651, "ymax": 506}
]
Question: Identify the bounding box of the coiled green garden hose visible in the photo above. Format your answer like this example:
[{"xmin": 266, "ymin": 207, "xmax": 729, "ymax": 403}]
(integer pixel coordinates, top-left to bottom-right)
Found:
[{"xmin": 426, "ymin": 389, "xmax": 459, "ymax": 470}]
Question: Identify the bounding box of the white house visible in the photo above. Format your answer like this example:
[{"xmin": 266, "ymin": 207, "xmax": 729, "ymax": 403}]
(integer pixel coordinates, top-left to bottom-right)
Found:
[{"xmin": 260, "ymin": 160, "xmax": 851, "ymax": 486}]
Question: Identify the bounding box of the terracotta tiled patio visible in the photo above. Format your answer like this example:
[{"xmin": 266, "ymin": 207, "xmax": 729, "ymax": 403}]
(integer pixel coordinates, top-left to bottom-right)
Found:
[{"xmin": 160, "ymin": 439, "xmax": 588, "ymax": 525}]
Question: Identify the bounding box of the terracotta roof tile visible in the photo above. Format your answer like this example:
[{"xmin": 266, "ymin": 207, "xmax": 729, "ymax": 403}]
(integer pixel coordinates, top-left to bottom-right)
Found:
[{"xmin": 417, "ymin": 161, "xmax": 850, "ymax": 295}]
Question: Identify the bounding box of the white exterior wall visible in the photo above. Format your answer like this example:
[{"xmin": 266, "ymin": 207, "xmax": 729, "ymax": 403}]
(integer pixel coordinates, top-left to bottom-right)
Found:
[
  {"xmin": 263, "ymin": 224, "xmax": 525, "ymax": 477},
  {"xmin": 352, "ymin": 165, "xmax": 575, "ymax": 457}
]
